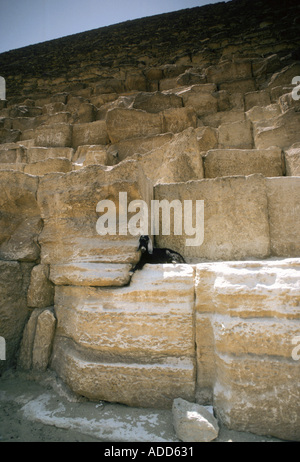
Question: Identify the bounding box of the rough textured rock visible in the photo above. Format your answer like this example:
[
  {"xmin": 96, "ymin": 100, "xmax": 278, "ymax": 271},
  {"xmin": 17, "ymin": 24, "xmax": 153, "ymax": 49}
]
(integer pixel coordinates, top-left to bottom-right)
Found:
[
  {"xmin": 0, "ymin": 171, "xmax": 41, "ymax": 261},
  {"xmin": 194, "ymin": 259, "xmax": 300, "ymax": 441},
  {"xmin": 155, "ymin": 174, "xmax": 270, "ymax": 261},
  {"xmin": 72, "ymin": 120, "xmax": 109, "ymax": 148},
  {"xmin": 32, "ymin": 308, "xmax": 56, "ymax": 371},
  {"xmin": 285, "ymin": 143, "xmax": 300, "ymax": 176},
  {"xmin": 24, "ymin": 157, "xmax": 72, "ymax": 175},
  {"xmin": 254, "ymin": 109, "xmax": 300, "ymax": 150},
  {"xmin": 172, "ymin": 398, "xmax": 219, "ymax": 442},
  {"xmin": 34, "ymin": 123, "xmax": 72, "ymax": 147},
  {"xmin": 52, "ymin": 265, "xmax": 195, "ymax": 408},
  {"xmin": 0, "ymin": 261, "xmax": 34, "ymax": 373},
  {"xmin": 37, "ymin": 160, "xmax": 152, "ymax": 264},
  {"xmin": 204, "ymin": 148, "xmax": 284, "ymax": 178},
  {"xmin": 27, "ymin": 264, "xmax": 54, "ymax": 308},
  {"xmin": 218, "ymin": 119, "xmax": 253, "ymax": 149}
]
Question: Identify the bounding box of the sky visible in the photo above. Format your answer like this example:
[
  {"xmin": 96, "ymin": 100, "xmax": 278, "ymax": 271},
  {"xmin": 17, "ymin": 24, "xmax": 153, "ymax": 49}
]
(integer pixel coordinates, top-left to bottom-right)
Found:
[{"xmin": 0, "ymin": 0, "xmax": 226, "ymax": 54}]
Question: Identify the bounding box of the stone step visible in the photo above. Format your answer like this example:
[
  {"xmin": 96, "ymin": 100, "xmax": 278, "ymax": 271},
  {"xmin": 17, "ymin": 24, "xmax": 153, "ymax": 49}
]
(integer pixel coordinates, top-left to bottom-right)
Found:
[{"xmin": 203, "ymin": 147, "xmax": 284, "ymax": 178}]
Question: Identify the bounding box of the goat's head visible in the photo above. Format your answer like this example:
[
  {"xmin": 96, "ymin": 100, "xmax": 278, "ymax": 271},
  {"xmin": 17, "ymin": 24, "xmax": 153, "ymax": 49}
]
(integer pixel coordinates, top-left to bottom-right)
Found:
[{"xmin": 138, "ymin": 235, "xmax": 153, "ymax": 254}]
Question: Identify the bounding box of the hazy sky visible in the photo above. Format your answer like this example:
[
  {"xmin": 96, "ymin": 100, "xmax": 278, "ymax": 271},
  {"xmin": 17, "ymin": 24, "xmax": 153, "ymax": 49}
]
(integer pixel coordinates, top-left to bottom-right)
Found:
[{"xmin": 0, "ymin": 0, "xmax": 226, "ymax": 54}]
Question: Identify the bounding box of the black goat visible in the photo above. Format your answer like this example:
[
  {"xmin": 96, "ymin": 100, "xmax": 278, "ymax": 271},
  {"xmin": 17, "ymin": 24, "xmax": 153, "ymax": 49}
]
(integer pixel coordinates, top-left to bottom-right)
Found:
[{"xmin": 131, "ymin": 235, "xmax": 186, "ymax": 272}]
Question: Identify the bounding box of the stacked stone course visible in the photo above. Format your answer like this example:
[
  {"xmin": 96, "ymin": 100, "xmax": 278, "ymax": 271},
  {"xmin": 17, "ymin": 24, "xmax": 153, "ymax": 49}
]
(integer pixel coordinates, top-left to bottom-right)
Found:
[{"xmin": 0, "ymin": 0, "xmax": 300, "ymax": 441}]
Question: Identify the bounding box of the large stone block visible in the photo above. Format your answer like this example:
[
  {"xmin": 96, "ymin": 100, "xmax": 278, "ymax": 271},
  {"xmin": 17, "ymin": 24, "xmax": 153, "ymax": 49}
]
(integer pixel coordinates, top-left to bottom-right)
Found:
[
  {"xmin": 37, "ymin": 160, "xmax": 152, "ymax": 264},
  {"xmin": 0, "ymin": 171, "xmax": 41, "ymax": 261},
  {"xmin": 267, "ymin": 177, "xmax": 300, "ymax": 257},
  {"xmin": 132, "ymin": 91, "xmax": 183, "ymax": 113},
  {"xmin": 26, "ymin": 147, "xmax": 74, "ymax": 163},
  {"xmin": 132, "ymin": 128, "xmax": 204, "ymax": 185},
  {"xmin": 72, "ymin": 120, "xmax": 109, "ymax": 148},
  {"xmin": 285, "ymin": 143, "xmax": 300, "ymax": 176},
  {"xmin": 180, "ymin": 84, "xmax": 218, "ymax": 116},
  {"xmin": 0, "ymin": 261, "xmax": 34, "ymax": 373},
  {"xmin": 27, "ymin": 264, "xmax": 54, "ymax": 308},
  {"xmin": 0, "ymin": 143, "xmax": 25, "ymax": 163},
  {"xmin": 254, "ymin": 109, "xmax": 300, "ymax": 150},
  {"xmin": 106, "ymin": 108, "xmax": 163, "ymax": 143},
  {"xmin": 204, "ymin": 148, "xmax": 284, "ymax": 178},
  {"xmin": 111, "ymin": 133, "xmax": 173, "ymax": 162},
  {"xmin": 34, "ymin": 123, "xmax": 72, "ymax": 147},
  {"xmin": 162, "ymin": 107, "xmax": 197, "ymax": 133},
  {"xmin": 52, "ymin": 265, "xmax": 196, "ymax": 408},
  {"xmin": 194, "ymin": 259, "xmax": 300, "ymax": 440},
  {"xmin": 218, "ymin": 119, "xmax": 253, "ymax": 149},
  {"xmin": 50, "ymin": 262, "xmax": 132, "ymax": 287},
  {"xmin": 206, "ymin": 60, "xmax": 252, "ymax": 84},
  {"xmin": 155, "ymin": 174, "xmax": 270, "ymax": 261},
  {"xmin": 24, "ymin": 158, "xmax": 72, "ymax": 175}
]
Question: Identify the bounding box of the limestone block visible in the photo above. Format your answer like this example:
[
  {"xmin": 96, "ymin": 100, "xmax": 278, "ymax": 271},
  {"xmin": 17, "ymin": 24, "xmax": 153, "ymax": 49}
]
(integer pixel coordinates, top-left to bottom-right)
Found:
[
  {"xmin": 132, "ymin": 91, "xmax": 182, "ymax": 113},
  {"xmin": 244, "ymin": 90, "xmax": 271, "ymax": 111},
  {"xmin": 285, "ymin": 143, "xmax": 300, "ymax": 176},
  {"xmin": 162, "ymin": 107, "xmax": 197, "ymax": 134},
  {"xmin": 133, "ymin": 128, "xmax": 204, "ymax": 185},
  {"xmin": 267, "ymin": 62, "xmax": 300, "ymax": 90},
  {"xmin": 52, "ymin": 264, "xmax": 195, "ymax": 408},
  {"xmin": 35, "ymin": 123, "xmax": 72, "ymax": 147},
  {"xmin": 24, "ymin": 157, "xmax": 72, "ymax": 175},
  {"xmin": 0, "ymin": 143, "xmax": 25, "ymax": 163},
  {"xmin": 50, "ymin": 263, "xmax": 132, "ymax": 286},
  {"xmin": 52, "ymin": 338, "xmax": 195, "ymax": 409},
  {"xmin": 0, "ymin": 128, "xmax": 21, "ymax": 144},
  {"xmin": 111, "ymin": 133, "xmax": 173, "ymax": 162},
  {"xmin": 267, "ymin": 177, "xmax": 300, "ymax": 257},
  {"xmin": 42, "ymin": 102, "xmax": 66, "ymax": 116},
  {"xmin": 12, "ymin": 117, "xmax": 39, "ymax": 132},
  {"xmin": 0, "ymin": 171, "xmax": 42, "ymax": 261},
  {"xmin": 195, "ymin": 314, "xmax": 215, "ymax": 404},
  {"xmin": 26, "ymin": 147, "xmax": 74, "ymax": 163},
  {"xmin": 18, "ymin": 308, "xmax": 43, "ymax": 370},
  {"xmin": 219, "ymin": 79, "xmax": 256, "ymax": 94},
  {"xmin": 106, "ymin": 108, "xmax": 163, "ymax": 143},
  {"xmin": 72, "ymin": 120, "xmax": 109, "ymax": 149},
  {"xmin": 279, "ymin": 92, "xmax": 300, "ymax": 113},
  {"xmin": 32, "ymin": 308, "xmax": 56, "ymax": 372},
  {"xmin": 202, "ymin": 111, "xmax": 245, "ymax": 128},
  {"xmin": 155, "ymin": 175, "xmax": 270, "ymax": 261},
  {"xmin": 195, "ymin": 126, "xmax": 218, "ymax": 152},
  {"xmin": 218, "ymin": 119, "xmax": 253, "ymax": 149},
  {"xmin": 204, "ymin": 147, "xmax": 284, "ymax": 178},
  {"xmin": 172, "ymin": 398, "xmax": 219, "ymax": 442},
  {"xmin": 179, "ymin": 84, "xmax": 218, "ymax": 116},
  {"xmin": 37, "ymin": 160, "xmax": 152, "ymax": 264},
  {"xmin": 0, "ymin": 163, "xmax": 25, "ymax": 172},
  {"xmin": 125, "ymin": 72, "xmax": 147, "ymax": 91},
  {"xmin": 245, "ymin": 104, "xmax": 281, "ymax": 123},
  {"xmin": 214, "ymin": 356, "xmax": 300, "ymax": 441},
  {"xmin": 0, "ymin": 261, "xmax": 34, "ymax": 373},
  {"xmin": 206, "ymin": 60, "xmax": 252, "ymax": 84},
  {"xmin": 27, "ymin": 264, "xmax": 54, "ymax": 308}
]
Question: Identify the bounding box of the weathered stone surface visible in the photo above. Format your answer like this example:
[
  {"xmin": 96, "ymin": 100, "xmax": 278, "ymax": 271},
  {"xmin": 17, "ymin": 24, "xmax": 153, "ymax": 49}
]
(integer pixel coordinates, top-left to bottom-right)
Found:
[
  {"xmin": 206, "ymin": 60, "xmax": 252, "ymax": 84},
  {"xmin": 204, "ymin": 148, "xmax": 284, "ymax": 178},
  {"xmin": 24, "ymin": 157, "xmax": 72, "ymax": 175},
  {"xmin": 172, "ymin": 398, "xmax": 219, "ymax": 442},
  {"xmin": 0, "ymin": 171, "xmax": 41, "ymax": 261},
  {"xmin": 52, "ymin": 265, "xmax": 195, "ymax": 408},
  {"xmin": 244, "ymin": 90, "xmax": 271, "ymax": 111},
  {"xmin": 37, "ymin": 161, "xmax": 152, "ymax": 264},
  {"xmin": 27, "ymin": 264, "xmax": 54, "ymax": 308},
  {"xmin": 0, "ymin": 128, "xmax": 21, "ymax": 144},
  {"xmin": 285, "ymin": 143, "xmax": 300, "ymax": 176},
  {"xmin": 155, "ymin": 174, "xmax": 270, "ymax": 261},
  {"xmin": 133, "ymin": 127, "xmax": 204, "ymax": 185},
  {"xmin": 106, "ymin": 108, "xmax": 163, "ymax": 143},
  {"xmin": 195, "ymin": 126, "xmax": 218, "ymax": 152},
  {"xmin": 18, "ymin": 308, "xmax": 43, "ymax": 370},
  {"xmin": 32, "ymin": 308, "xmax": 56, "ymax": 371},
  {"xmin": 111, "ymin": 133, "xmax": 173, "ymax": 162},
  {"xmin": 73, "ymin": 145, "xmax": 109, "ymax": 166},
  {"xmin": 26, "ymin": 147, "xmax": 74, "ymax": 163},
  {"xmin": 0, "ymin": 143, "xmax": 26, "ymax": 163},
  {"xmin": 133, "ymin": 91, "xmax": 182, "ymax": 113},
  {"xmin": 194, "ymin": 259, "xmax": 300, "ymax": 441},
  {"xmin": 162, "ymin": 107, "xmax": 197, "ymax": 133},
  {"xmin": 179, "ymin": 84, "xmax": 218, "ymax": 116},
  {"xmin": 254, "ymin": 109, "xmax": 300, "ymax": 150},
  {"xmin": 267, "ymin": 62, "xmax": 300, "ymax": 90},
  {"xmin": 0, "ymin": 261, "xmax": 34, "ymax": 373},
  {"xmin": 34, "ymin": 123, "xmax": 72, "ymax": 147},
  {"xmin": 50, "ymin": 262, "xmax": 132, "ymax": 286},
  {"xmin": 267, "ymin": 177, "xmax": 300, "ymax": 257},
  {"xmin": 218, "ymin": 119, "xmax": 253, "ymax": 149},
  {"xmin": 245, "ymin": 104, "xmax": 281, "ymax": 123},
  {"xmin": 72, "ymin": 120, "xmax": 109, "ymax": 148}
]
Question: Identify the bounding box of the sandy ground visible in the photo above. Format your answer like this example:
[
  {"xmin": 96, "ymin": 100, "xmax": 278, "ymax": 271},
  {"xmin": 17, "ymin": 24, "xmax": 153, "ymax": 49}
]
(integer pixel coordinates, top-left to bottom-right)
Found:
[{"xmin": 0, "ymin": 369, "xmax": 285, "ymax": 443}]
